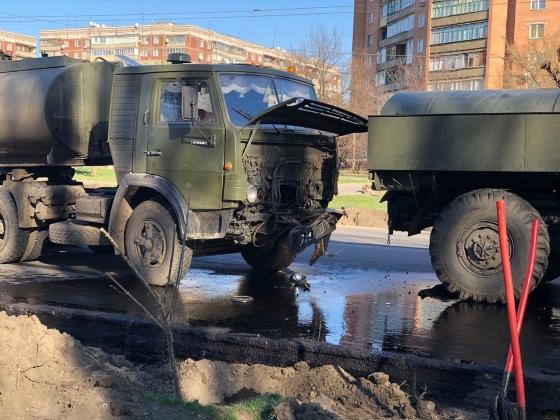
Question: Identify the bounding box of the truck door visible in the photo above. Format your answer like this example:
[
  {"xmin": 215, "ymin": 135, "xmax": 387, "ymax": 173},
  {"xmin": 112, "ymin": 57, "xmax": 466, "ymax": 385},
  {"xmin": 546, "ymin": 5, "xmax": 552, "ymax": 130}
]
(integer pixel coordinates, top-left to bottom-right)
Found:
[{"xmin": 146, "ymin": 74, "xmax": 225, "ymax": 209}]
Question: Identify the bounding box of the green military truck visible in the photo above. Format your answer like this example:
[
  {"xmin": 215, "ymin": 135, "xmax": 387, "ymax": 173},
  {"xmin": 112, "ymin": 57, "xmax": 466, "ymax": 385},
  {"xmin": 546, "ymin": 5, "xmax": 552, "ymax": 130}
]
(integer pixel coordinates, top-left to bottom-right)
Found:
[
  {"xmin": 368, "ymin": 89, "xmax": 560, "ymax": 303},
  {"xmin": 0, "ymin": 54, "xmax": 367, "ymax": 285}
]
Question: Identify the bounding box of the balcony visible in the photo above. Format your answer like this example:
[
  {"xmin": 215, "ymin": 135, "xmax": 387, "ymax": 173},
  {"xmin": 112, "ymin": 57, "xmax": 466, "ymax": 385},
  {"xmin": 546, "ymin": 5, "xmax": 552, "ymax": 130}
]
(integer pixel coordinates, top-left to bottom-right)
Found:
[
  {"xmin": 377, "ymin": 56, "xmax": 406, "ymax": 71},
  {"xmin": 378, "ymin": 30, "xmax": 414, "ymax": 48},
  {"xmin": 431, "ymin": 11, "xmax": 488, "ymax": 27},
  {"xmin": 386, "ymin": 6, "xmax": 416, "ymax": 25},
  {"xmin": 430, "ymin": 38, "xmax": 487, "ymax": 54},
  {"xmin": 429, "ymin": 66, "xmax": 485, "ymax": 80}
]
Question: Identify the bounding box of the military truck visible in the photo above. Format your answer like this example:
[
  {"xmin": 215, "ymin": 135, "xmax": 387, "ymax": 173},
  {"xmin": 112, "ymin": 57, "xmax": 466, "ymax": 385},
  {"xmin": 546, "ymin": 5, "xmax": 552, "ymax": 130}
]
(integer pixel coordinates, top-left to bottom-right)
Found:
[
  {"xmin": 0, "ymin": 54, "xmax": 367, "ymax": 285},
  {"xmin": 368, "ymin": 89, "xmax": 560, "ymax": 303}
]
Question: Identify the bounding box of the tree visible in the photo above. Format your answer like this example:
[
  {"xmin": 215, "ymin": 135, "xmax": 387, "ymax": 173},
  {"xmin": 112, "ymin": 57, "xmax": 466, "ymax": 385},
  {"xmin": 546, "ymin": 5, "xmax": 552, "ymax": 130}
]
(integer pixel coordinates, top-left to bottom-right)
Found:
[
  {"xmin": 504, "ymin": 30, "xmax": 560, "ymax": 89},
  {"xmin": 289, "ymin": 23, "xmax": 345, "ymax": 106}
]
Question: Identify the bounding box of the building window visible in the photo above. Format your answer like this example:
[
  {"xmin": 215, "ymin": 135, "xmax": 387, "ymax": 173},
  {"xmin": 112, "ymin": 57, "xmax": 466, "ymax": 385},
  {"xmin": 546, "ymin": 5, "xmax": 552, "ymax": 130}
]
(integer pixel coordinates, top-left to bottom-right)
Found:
[
  {"xmin": 154, "ymin": 36, "xmax": 160, "ymax": 43},
  {"xmin": 431, "ymin": 22, "xmax": 488, "ymax": 45},
  {"xmin": 168, "ymin": 48, "xmax": 185, "ymax": 54},
  {"xmin": 417, "ymin": 39, "xmax": 424, "ymax": 53},
  {"xmin": 169, "ymin": 35, "xmax": 185, "ymax": 43},
  {"xmin": 75, "ymin": 40, "xmax": 80, "ymax": 47},
  {"xmin": 529, "ymin": 23, "xmax": 545, "ymax": 38},
  {"xmin": 82, "ymin": 52, "xmax": 90, "ymax": 59},
  {"xmin": 64, "ymin": 40, "xmax": 69, "ymax": 47},
  {"xmin": 369, "ymin": 11, "xmax": 374, "ymax": 24},
  {"xmin": 74, "ymin": 52, "xmax": 80, "ymax": 58},
  {"xmin": 429, "ymin": 51, "xmax": 486, "ymax": 71},
  {"xmin": 387, "ymin": 15, "xmax": 415, "ymax": 38},
  {"xmin": 141, "ymin": 49, "xmax": 148, "ymax": 57},
  {"xmin": 377, "ymin": 48, "xmax": 387, "ymax": 64},
  {"xmin": 85, "ymin": 40, "xmax": 91, "ymax": 47},
  {"xmin": 368, "ymin": 55, "xmax": 374, "ymax": 66},
  {"xmin": 142, "ymin": 37, "xmax": 149, "ymax": 44},
  {"xmin": 207, "ymin": 54, "xmax": 211, "ymax": 61},
  {"xmin": 431, "ymin": 0, "xmax": 488, "ymax": 18},
  {"xmin": 198, "ymin": 52, "xmax": 204, "ymax": 60},
  {"xmin": 367, "ymin": 34, "xmax": 373, "ymax": 45},
  {"xmin": 428, "ymin": 78, "xmax": 484, "ymax": 91},
  {"xmin": 199, "ymin": 39, "xmax": 205, "ymax": 47},
  {"xmin": 530, "ymin": 0, "xmax": 545, "ymax": 9},
  {"xmin": 6, "ymin": 43, "xmax": 12, "ymax": 50},
  {"xmin": 154, "ymin": 49, "xmax": 159, "ymax": 57},
  {"xmin": 419, "ymin": 13, "xmax": 425, "ymax": 28}
]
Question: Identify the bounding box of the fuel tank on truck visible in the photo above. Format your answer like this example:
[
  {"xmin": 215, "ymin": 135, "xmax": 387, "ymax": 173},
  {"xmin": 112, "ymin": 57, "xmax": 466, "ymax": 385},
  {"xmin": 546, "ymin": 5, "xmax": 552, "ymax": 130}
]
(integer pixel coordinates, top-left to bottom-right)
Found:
[
  {"xmin": 0, "ymin": 56, "xmax": 116, "ymax": 167},
  {"xmin": 370, "ymin": 89, "xmax": 560, "ymax": 173}
]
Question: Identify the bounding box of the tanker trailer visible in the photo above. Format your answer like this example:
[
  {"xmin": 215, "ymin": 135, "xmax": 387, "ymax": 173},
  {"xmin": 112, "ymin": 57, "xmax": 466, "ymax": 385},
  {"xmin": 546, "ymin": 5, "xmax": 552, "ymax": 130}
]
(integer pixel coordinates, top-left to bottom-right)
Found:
[
  {"xmin": 0, "ymin": 54, "xmax": 367, "ymax": 286},
  {"xmin": 0, "ymin": 56, "xmax": 115, "ymax": 263},
  {"xmin": 368, "ymin": 89, "xmax": 560, "ymax": 303}
]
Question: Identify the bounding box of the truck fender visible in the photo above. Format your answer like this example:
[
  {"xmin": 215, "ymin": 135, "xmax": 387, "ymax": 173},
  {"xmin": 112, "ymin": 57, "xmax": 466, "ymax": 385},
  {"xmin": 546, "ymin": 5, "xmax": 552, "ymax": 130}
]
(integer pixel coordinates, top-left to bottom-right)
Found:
[{"xmin": 107, "ymin": 173, "xmax": 193, "ymax": 251}]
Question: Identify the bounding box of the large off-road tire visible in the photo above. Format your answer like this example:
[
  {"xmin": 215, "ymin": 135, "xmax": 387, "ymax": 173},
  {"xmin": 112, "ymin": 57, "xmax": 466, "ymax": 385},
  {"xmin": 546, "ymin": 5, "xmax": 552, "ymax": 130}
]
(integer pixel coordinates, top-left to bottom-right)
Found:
[
  {"xmin": 429, "ymin": 189, "xmax": 549, "ymax": 303},
  {"xmin": 125, "ymin": 200, "xmax": 192, "ymax": 286},
  {"xmin": 20, "ymin": 229, "xmax": 48, "ymax": 262},
  {"xmin": 0, "ymin": 188, "xmax": 30, "ymax": 263},
  {"xmin": 241, "ymin": 238, "xmax": 297, "ymax": 272},
  {"xmin": 49, "ymin": 221, "xmax": 111, "ymax": 246}
]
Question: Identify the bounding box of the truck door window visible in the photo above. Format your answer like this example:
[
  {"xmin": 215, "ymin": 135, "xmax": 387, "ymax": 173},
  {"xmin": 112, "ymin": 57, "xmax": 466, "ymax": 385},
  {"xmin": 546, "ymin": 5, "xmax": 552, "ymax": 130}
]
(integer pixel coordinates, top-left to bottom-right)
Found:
[{"xmin": 159, "ymin": 79, "xmax": 215, "ymax": 123}]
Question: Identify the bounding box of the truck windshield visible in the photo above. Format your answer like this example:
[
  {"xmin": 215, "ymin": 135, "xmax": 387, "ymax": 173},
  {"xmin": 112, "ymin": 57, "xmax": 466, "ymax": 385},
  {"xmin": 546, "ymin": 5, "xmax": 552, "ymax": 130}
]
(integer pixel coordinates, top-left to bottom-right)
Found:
[{"xmin": 219, "ymin": 73, "xmax": 316, "ymax": 127}]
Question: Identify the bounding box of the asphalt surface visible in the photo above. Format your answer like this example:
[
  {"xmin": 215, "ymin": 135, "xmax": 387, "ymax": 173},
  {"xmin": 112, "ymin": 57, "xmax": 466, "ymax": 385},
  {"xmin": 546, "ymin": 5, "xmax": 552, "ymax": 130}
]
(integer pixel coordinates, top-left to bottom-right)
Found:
[{"xmin": 1, "ymin": 225, "xmax": 560, "ymax": 376}]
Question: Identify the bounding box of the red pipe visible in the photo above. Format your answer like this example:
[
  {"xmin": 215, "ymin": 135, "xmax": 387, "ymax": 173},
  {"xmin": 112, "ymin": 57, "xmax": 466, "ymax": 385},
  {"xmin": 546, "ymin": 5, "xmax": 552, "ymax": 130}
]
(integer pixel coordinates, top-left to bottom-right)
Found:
[
  {"xmin": 496, "ymin": 200, "xmax": 526, "ymax": 410},
  {"xmin": 504, "ymin": 219, "xmax": 539, "ymax": 373}
]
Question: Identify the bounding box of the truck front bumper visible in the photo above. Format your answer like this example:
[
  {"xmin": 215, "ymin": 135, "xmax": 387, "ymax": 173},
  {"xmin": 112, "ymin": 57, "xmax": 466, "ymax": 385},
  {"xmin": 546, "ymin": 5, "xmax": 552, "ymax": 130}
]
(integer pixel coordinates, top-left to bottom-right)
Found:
[{"xmin": 286, "ymin": 208, "xmax": 343, "ymax": 266}]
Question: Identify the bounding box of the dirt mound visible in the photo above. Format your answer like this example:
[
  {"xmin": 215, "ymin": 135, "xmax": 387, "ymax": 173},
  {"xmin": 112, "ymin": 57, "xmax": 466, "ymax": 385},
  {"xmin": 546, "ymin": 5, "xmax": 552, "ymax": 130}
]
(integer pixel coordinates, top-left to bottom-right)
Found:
[
  {"xmin": 179, "ymin": 359, "xmax": 439, "ymax": 419},
  {"xmin": 0, "ymin": 312, "xmax": 172, "ymax": 419},
  {"xmin": 338, "ymin": 207, "xmax": 388, "ymax": 229}
]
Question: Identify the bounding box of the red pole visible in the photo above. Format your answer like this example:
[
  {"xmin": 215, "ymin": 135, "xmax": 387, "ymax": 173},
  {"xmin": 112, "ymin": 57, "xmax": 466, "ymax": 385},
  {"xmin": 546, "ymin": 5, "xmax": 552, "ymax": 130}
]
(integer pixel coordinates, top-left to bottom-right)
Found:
[
  {"xmin": 504, "ymin": 219, "xmax": 539, "ymax": 374},
  {"xmin": 496, "ymin": 200, "xmax": 526, "ymax": 411}
]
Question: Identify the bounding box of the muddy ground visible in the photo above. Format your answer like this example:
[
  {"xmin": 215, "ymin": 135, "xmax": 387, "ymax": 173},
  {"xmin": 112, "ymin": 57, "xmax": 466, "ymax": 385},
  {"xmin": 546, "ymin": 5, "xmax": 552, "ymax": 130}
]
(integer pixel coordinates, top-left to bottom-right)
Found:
[
  {"xmin": 338, "ymin": 207, "xmax": 388, "ymax": 229},
  {"xmin": 0, "ymin": 312, "xmax": 487, "ymax": 419}
]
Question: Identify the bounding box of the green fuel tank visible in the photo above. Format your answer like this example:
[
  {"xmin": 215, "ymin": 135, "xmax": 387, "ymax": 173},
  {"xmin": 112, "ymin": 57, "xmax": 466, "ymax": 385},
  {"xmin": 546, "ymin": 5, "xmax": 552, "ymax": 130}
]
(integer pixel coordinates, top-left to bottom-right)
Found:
[
  {"xmin": 381, "ymin": 89, "xmax": 560, "ymax": 116},
  {"xmin": 0, "ymin": 56, "xmax": 116, "ymax": 167}
]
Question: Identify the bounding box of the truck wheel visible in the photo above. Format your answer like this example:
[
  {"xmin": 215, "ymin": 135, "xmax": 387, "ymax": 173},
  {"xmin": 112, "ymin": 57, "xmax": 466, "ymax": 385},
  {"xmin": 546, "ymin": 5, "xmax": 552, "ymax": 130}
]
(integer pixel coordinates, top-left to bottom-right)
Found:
[
  {"xmin": 241, "ymin": 238, "xmax": 296, "ymax": 272},
  {"xmin": 0, "ymin": 188, "xmax": 30, "ymax": 263},
  {"xmin": 125, "ymin": 200, "xmax": 192, "ymax": 286},
  {"xmin": 430, "ymin": 189, "xmax": 549, "ymax": 303},
  {"xmin": 20, "ymin": 229, "xmax": 48, "ymax": 262}
]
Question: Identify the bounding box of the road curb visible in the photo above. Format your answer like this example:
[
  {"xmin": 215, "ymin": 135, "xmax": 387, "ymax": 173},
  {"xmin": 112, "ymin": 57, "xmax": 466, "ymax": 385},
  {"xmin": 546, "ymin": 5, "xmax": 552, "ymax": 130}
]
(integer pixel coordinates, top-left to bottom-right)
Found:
[{"xmin": 2, "ymin": 302, "xmax": 559, "ymax": 413}]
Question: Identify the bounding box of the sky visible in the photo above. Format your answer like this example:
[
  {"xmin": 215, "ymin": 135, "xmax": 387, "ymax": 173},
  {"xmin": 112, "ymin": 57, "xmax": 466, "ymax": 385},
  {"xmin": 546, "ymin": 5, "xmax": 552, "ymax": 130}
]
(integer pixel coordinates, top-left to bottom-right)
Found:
[{"xmin": 1, "ymin": 1, "xmax": 355, "ymax": 54}]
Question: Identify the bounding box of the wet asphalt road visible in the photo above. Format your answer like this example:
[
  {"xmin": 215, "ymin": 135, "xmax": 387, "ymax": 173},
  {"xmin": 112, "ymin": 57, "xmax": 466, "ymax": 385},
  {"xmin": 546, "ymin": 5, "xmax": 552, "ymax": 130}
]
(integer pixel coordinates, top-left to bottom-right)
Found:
[{"xmin": 1, "ymin": 225, "xmax": 560, "ymax": 374}]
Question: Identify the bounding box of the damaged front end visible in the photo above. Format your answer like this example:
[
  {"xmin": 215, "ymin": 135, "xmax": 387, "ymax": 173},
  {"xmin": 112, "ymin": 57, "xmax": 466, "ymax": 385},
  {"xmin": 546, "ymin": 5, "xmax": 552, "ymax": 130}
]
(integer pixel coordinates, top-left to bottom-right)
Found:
[{"xmin": 229, "ymin": 98, "xmax": 367, "ymax": 265}]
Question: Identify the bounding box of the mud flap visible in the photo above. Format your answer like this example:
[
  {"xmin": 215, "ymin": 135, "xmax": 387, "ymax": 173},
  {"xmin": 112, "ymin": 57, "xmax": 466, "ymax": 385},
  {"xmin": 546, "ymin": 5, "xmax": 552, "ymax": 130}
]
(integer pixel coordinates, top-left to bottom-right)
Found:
[{"xmin": 310, "ymin": 234, "xmax": 331, "ymax": 266}]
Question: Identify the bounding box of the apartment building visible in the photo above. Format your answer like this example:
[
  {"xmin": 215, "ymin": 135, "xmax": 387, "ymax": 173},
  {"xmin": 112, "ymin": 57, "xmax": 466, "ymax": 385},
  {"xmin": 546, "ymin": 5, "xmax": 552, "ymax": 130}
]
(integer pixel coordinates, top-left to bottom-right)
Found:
[
  {"xmin": 353, "ymin": 0, "xmax": 560, "ymax": 91},
  {"xmin": 0, "ymin": 30, "xmax": 36, "ymax": 60},
  {"xmin": 40, "ymin": 22, "xmax": 309, "ymax": 72}
]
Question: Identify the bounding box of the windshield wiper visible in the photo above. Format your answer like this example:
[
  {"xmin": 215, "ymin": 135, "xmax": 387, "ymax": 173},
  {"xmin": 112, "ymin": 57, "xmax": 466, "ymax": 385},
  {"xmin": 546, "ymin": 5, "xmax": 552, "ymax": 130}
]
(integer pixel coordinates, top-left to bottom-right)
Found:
[
  {"xmin": 232, "ymin": 107, "xmax": 254, "ymax": 121},
  {"xmin": 233, "ymin": 107, "xmax": 281, "ymax": 136}
]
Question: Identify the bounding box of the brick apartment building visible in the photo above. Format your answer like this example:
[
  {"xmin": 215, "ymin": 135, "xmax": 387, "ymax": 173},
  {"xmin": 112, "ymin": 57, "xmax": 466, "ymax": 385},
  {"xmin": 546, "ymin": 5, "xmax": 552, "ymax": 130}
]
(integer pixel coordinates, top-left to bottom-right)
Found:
[
  {"xmin": 0, "ymin": 30, "xmax": 36, "ymax": 60},
  {"xmin": 40, "ymin": 22, "xmax": 309, "ymax": 72},
  {"xmin": 353, "ymin": 0, "xmax": 560, "ymax": 91}
]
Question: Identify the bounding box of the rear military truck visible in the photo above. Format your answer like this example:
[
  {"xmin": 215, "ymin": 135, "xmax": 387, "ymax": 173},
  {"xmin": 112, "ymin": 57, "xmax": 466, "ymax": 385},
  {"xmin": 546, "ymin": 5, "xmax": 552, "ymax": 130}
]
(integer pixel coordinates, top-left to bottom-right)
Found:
[
  {"xmin": 367, "ymin": 89, "xmax": 560, "ymax": 303},
  {"xmin": 0, "ymin": 54, "xmax": 367, "ymax": 285}
]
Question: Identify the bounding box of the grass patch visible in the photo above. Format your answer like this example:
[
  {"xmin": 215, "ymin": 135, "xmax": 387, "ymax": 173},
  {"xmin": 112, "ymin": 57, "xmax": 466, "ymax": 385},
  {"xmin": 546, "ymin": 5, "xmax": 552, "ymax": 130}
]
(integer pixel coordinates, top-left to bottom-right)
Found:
[
  {"xmin": 74, "ymin": 166, "xmax": 117, "ymax": 185},
  {"xmin": 338, "ymin": 171, "xmax": 369, "ymax": 184},
  {"xmin": 329, "ymin": 194, "xmax": 387, "ymax": 212},
  {"xmin": 142, "ymin": 391, "xmax": 285, "ymax": 420}
]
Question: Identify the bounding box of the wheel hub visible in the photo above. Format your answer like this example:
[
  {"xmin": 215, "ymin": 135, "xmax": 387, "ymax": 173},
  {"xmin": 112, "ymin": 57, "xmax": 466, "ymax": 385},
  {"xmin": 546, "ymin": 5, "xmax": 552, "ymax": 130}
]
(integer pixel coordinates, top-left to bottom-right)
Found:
[
  {"xmin": 458, "ymin": 222, "xmax": 513, "ymax": 276},
  {"xmin": 134, "ymin": 220, "xmax": 166, "ymax": 270}
]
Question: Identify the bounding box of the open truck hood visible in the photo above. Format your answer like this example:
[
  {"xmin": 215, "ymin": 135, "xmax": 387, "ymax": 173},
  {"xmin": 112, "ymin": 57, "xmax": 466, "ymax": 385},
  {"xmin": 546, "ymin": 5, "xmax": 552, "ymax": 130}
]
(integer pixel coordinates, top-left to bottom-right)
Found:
[{"xmin": 241, "ymin": 98, "xmax": 368, "ymax": 136}]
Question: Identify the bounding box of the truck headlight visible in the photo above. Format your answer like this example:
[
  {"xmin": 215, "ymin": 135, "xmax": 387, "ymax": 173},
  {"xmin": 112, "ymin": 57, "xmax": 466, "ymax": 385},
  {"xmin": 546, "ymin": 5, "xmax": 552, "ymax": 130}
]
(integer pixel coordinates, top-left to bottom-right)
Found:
[{"xmin": 246, "ymin": 185, "xmax": 258, "ymax": 203}]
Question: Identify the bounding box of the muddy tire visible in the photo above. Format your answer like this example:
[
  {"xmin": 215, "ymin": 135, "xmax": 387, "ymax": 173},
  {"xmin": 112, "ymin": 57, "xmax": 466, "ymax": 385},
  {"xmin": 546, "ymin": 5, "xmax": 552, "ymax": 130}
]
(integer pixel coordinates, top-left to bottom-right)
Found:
[
  {"xmin": 241, "ymin": 238, "xmax": 296, "ymax": 272},
  {"xmin": 429, "ymin": 189, "xmax": 549, "ymax": 303},
  {"xmin": 49, "ymin": 222, "xmax": 111, "ymax": 246},
  {"xmin": 125, "ymin": 200, "xmax": 192, "ymax": 286},
  {"xmin": 20, "ymin": 229, "xmax": 48, "ymax": 262},
  {"xmin": 0, "ymin": 188, "xmax": 29, "ymax": 263}
]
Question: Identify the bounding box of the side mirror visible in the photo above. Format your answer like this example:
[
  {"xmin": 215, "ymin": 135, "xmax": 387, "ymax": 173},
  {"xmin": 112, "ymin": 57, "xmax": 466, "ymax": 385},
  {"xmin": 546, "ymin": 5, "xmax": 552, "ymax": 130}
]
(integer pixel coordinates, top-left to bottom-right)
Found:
[{"xmin": 182, "ymin": 86, "xmax": 198, "ymax": 121}]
